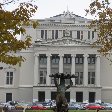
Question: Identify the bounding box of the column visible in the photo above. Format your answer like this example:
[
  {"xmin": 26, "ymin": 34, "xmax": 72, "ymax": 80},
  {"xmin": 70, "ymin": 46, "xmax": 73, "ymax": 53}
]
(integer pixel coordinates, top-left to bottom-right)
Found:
[
  {"xmin": 58, "ymin": 30, "xmax": 63, "ymax": 38},
  {"xmin": 96, "ymin": 54, "xmax": 101, "ymax": 87},
  {"xmin": 34, "ymin": 53, "xmax": 39, "ymax": 86},
  {"xmin": 46, "ymin": 54, "xmax": 51, "ymax": 86},
  {"xmin": 59, "ymin": 54, "xmax": 64, "ymax": 73},
  {"xmin": 83, "ymin": 54, "xmax": 89, "ymax": 86},
  {"xmin": 48, "ymin": 30, "xmax": 51, "ymax": 39},
  {"xmin": 71, "ymin": 54, "xmax": 76, "ymax": 85}
]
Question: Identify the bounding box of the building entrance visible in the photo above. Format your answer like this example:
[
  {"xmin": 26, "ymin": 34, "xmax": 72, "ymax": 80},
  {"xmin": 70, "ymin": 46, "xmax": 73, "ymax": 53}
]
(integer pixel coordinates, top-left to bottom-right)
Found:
[
  {"xmin": 6, "ymin": 93, "xmax": 12, "ymax": 102},
  {"xmin": 76, "ymin": 92, "xmax": 83, "ymax": 102},
  {"xmin": 89, "ymin": 92, "xmax": 95, "ymax": 103},
  {"xmin": 38, "ymin": 91, "xmax": 45, "ymax": 102}
]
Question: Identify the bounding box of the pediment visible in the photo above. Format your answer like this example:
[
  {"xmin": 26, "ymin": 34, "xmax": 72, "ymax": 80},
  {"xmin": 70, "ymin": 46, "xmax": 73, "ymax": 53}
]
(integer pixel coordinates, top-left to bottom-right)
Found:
[{"xmin": 34, "ymin": 37, "xmax": 92, "ymax": 47}]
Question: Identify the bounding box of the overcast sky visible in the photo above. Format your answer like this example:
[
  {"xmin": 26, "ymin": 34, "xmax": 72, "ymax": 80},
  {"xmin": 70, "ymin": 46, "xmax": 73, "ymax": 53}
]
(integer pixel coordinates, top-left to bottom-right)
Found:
[{"xmin": 34, "ymin": 0, "xmax": 92, "ymax": 19}]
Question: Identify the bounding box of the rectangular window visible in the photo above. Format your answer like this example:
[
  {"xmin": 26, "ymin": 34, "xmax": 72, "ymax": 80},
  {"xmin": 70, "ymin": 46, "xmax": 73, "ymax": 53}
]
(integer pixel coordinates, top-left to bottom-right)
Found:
[
  {"xmin": 45, "ymin": 30, "xmax": 47, "ymax": 39},
  {"xmin": 88, "ymin": 57, "xmax": 95, "ymax": 64},
  {"xmin": 63, "ymin": 30, "xmax": 65, "ymax": 37},
  {"xmin": 92, "ymin": 31, "xmax": 94, "ymax": 39},
  {"xmin": 70, "ymin": 31, "xmax": 72, "ymax": 37},
  {"xmin": 91, "ymin": 57, "xmax": 95, "ymax": 64},
  {"xmin": 40, "ymin": 56, "xmax": 47, "ymax": 64},
  {"xmin": 6, "ymin": 72, "xmax": 13, "ymax": 85},
  {"xmin": 75, "ymin": 57, "xmax": 83, "ymax": 64},
  {"xmin": 39, "ymin": 71, "xmax": 47, "ymax": 84},
  {"xmin": 41, "ymin": 30, "xmax": 44, "ymax": 39},
  {"xmin": 77, "ymin": 31, "xmax": 83, "ymax": 39},
  {"xmin": 88, "ymin": 31, "xmax": 90, "ymax": 39},
  {"xmin": 64, "ymin": 56, "xmax": 71, "ymax": 64},
  {"xmin": 88, "ymin": 72, "xmax": 95, "ymax": 84},
  {"xmin": 75, "ymin": 72, "xmax": 83, "ymax": 85},
  {"xmin": 38, "ymin": 91, "xmax": 45, "ymax": 102},
  {"xmin": 88, "ymin": 57, "xmax": 91, "ymax": 64},
  {"xmin": 55, "ymin": 30, "xmax": 58, "ymax": 39},
  {"xmin": 81, "ymin": 31, "xmax": 83, "ymax": 39},
  {"xmin": 79, "ymin": 57, "xmax": 83, "ymax": 64},
  {"xmin": 51, "ymin": 77, "xmax": 59, "ymax": 84},
  {"xmin": 75, "ymin": 57, "xmax": 79, "ymax": 64},
  {"xmin": 52, "ymin": 30, "xmax": 54, "ymax": 39},
  {"xmin": 77, "ymin": 31, "xmax": 80, "ymax": 39},
  {"xmin": 51, "ymin": 56, "xmax": 59, "ymax": 64},
  {"xmin": 76, "ymin": 92, "xmax": 83, "ymax": 102}
]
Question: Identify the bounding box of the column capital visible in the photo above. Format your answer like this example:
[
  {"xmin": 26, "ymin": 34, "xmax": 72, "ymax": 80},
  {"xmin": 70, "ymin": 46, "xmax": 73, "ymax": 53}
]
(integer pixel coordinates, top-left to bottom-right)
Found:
[
  {"xmin": 59, "ymin": 54, "xmax": 64, "ymax": 57},
  {"xmin": 46, "ymin": 53, "xmax": 51, "ymax": 57},
  {"xmin": 83, "ymin": 54, "xmax": 89, "ymax": 58},
  {"xmin": 71, "ymin": 54, "xmax": 76, "ymax": 57},
  {"xmin": 96, "ymin": 54, "xmax": 101, "ymax": 57},
  {"xmin": 34, "ymin": 53, "xmax": 39, "ymax": 57}
]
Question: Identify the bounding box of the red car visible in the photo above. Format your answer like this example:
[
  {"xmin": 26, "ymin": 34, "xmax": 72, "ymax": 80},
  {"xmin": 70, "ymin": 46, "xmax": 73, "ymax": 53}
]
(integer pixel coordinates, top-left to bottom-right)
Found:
[
  {"xmin": 85, "ymin": 103, "xmax": 105, "ymax": 110},
  {"xmin": 31, "ymin": 103, "xmax": 47, "ymax": 110}
]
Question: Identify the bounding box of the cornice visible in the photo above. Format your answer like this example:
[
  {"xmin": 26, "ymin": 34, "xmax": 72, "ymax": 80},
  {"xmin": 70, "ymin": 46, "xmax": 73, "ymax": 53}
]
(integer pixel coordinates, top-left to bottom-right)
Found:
[{"xmin": 39, "ymin": 23, "xmax": 90, "ymax": 27}]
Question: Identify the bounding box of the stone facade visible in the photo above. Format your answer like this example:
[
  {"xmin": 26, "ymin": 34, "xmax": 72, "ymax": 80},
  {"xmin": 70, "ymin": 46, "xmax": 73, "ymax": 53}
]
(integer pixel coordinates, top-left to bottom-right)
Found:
[{"xmin": 0, "ymin": 10, "xmax": 112, "ymax": 103}]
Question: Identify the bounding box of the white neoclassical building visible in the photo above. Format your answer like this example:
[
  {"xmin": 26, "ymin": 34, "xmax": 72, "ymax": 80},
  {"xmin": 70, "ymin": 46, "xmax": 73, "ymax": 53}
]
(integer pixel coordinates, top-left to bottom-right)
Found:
[{"xmin": 0, "ymin": 10, "xmax": 112, "ymax": 103}]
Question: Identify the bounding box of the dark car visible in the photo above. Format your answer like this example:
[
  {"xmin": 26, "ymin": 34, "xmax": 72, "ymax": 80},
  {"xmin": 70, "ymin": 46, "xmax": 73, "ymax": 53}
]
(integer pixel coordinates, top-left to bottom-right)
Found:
[{"xmin": 85, "ymin": 103, "xmax": 105, "ymax": 110}]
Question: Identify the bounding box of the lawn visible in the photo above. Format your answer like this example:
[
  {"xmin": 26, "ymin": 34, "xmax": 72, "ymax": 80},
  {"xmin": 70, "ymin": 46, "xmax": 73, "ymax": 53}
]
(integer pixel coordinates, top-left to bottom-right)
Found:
[{"xmin": 26, "ymin": 110, "xmax": 112, "ymax": 112}]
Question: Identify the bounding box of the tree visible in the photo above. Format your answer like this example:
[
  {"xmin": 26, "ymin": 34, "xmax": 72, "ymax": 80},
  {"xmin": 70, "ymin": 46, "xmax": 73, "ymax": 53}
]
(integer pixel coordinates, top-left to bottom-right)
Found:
[
  {"xmin": 0, "ymin": 0, "xmax": 38, "ymax": 65},
  {"xmin": 86, "ymin": 0, "xmax": 112, "ymax": 56}
]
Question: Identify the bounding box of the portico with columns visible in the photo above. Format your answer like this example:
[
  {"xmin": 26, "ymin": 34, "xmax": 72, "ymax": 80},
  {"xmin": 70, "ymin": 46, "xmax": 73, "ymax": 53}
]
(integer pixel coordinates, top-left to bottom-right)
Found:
[{"xmin": 33, "ymin": 44, "xmax": 101, "ymax": 102}]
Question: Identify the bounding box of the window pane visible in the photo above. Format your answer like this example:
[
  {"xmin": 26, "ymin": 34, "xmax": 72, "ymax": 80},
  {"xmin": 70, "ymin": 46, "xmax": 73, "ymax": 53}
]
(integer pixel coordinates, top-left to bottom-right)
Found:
[
  {"xmin": 10, "ymin": 77, "xmax": 13, "ymax": 84},
  {"xmin": 52, "ymin": 30, "xmax": 54, "ymax": 39},
  {"xmin": 79, "ymin": 57, "xmax": 83, "ymax": 64},
  {"xmin": 41, "ymin": 30, "xmax": 44, "ymax": 39},
  {"xmin": 44, "ymin": 58, "xmax": 47, "ymax": 64},
  {"xmin": 88, "ymin": 31, "xmax": 90, "ymax": 39},
  {"xmin": 77, "ymin": 31, "xmax": 80, "ymax": 39},
  {"xmin": 56, "ymin": 58, "xmax": 59, "ymax": 63},
  {"xmin": 64, "ymin": 57, "xmax": 67, "ymax": 64},
  {"xmin": 45, "ymin": 30, "xmax": 47, "ymax": 39},
  {"xmin": 88, "ymin": 57, "xmax": 91, "ymax": 64},
  {"xmin": 92, "ymin": 31, "xmax": 94, "ymax": 39},
  {"xmin": 55, "ymin": 30, "xmax": 58, "ymax": 39},
  {"xmin": 67, "ymin": 58, "xmax": 71, "ymax": 64},
  {"xmin": 6, "ymin": 78, "xmax": 9, "ymax": 84},
  {"xmin": 91, "ymin": 57, "xmax": 95, "ymax": 64},
  {"xmin": 75, "ymin": 57, "xmax": 79, "ymax": 64}
]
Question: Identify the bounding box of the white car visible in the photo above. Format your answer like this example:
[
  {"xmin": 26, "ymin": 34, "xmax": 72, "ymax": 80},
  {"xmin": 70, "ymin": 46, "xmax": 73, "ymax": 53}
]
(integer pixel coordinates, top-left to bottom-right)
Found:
[{"xmin": 3, "ymin": 102, "xmax": 15, "ymax": 110}]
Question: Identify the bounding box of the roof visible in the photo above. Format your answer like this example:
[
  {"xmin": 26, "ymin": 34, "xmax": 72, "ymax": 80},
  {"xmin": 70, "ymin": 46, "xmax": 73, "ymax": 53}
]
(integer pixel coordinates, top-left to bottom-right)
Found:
[{"xmin": 38, "ymin": 10, "xmax": 92, "ymax": 24}]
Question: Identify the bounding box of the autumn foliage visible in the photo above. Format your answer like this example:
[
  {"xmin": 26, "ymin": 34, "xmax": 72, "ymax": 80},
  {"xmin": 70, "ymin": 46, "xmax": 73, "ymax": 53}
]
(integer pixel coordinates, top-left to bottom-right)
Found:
[
  {"xmin": 86, "ymin": 0, "xmax": 112, "ymax": 56},
  {"xmin": 0, "ymin": 0, "xmax": 38, "ymax": 65}
]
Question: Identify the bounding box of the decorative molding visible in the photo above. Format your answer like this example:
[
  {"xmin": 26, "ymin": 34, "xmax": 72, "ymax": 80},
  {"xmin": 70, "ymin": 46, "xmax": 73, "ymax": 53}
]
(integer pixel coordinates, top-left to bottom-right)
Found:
[
  {"xmin": 102, "ymin": 87, "xmax": 112, "ymax": 90},
  {"xmin": 19, "ymin": 85, "xmax": 33, "ymax": 88}
]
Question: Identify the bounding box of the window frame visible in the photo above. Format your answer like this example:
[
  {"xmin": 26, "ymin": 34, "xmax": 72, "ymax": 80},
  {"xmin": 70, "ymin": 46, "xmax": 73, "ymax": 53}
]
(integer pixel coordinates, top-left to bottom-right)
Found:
[
  {"xmin": 39, "ymin": 70, "xmax": 47, "ymax": 84},
  {"xmin": 88, "ymin": 72, "xmax": 95, "ymax": 84}
]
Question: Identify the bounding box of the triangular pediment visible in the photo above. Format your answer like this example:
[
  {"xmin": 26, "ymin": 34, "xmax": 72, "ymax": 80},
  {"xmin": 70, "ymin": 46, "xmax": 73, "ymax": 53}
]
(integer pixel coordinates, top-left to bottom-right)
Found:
[
  {"xmin": 39, "ymin": 10, "xmax": 91, "ymax": 24},
  {"xmin": 34, "ymin": 37, "xmax": 92, "ymax": 47}
]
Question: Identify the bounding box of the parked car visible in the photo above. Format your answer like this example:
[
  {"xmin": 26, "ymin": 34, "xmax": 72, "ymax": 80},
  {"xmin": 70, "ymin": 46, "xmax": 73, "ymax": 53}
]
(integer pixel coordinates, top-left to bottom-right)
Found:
[
  {"xmin": 31, "ymin": 103, "xmax": 47, "ymax": 110},
  {"xmin": 85, "ymin": 103, "xmax": 105, "ymax": 110},
  {"xmin": 15, "ymin": 104, "xmax": 24, "ymax": 110},
  {"xmin": 3, "ymin": 103, "xmax": 15, "ymax": 111},
  {"xmin": 100, "ymin": 103, "xmax": 112, "ymax": 110},
  {"xmin": 68, "ymin": 103, "xmax": 80, "ymax": 110},
  {"xmin": 42, "ymin": 102, "xmax": 53, "ymax": 109}
]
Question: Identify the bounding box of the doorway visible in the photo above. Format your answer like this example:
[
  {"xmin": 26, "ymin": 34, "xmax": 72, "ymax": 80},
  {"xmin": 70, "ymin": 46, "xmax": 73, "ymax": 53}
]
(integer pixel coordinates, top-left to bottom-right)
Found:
[
  {"xmin": 89, "ymin": 92, "xmax": 95, "ymax": 103},
  {"xmin": 6, "ymin": 93, "xmax": 12, "ymax": 102}
]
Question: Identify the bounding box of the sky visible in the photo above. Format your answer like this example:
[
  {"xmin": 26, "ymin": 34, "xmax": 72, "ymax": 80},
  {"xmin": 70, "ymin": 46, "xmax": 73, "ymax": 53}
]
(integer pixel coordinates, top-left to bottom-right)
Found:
[
  {"xmin": 2, "ymin": 0, "xmax": 93, "ymax": 19},
  {"xmin": 33, "ymin": 0, "xmax": 93, "ymax": 19}
]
